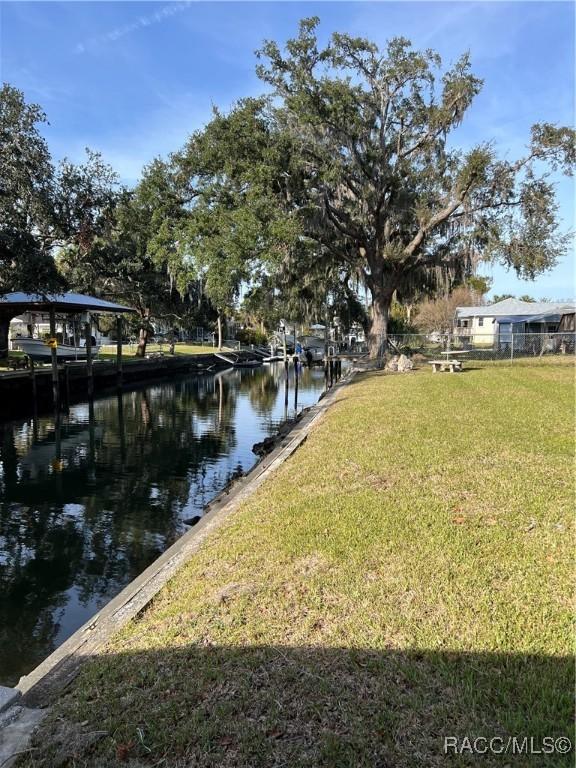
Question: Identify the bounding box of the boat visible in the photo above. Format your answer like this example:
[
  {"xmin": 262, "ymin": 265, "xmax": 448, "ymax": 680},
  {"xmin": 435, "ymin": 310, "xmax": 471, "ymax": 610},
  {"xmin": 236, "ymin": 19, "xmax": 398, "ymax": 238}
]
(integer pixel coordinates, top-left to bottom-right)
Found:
[
  {"xmin": 297, "ymin": 335, "xmax": 329, "ymax": 364},
  {"xmin": 11, "ymin": 337, "xmax": 100, "ymax": 361},
  {"xmin": 214, "ymin": 352, "xmax": 261, "ymax": 368}
]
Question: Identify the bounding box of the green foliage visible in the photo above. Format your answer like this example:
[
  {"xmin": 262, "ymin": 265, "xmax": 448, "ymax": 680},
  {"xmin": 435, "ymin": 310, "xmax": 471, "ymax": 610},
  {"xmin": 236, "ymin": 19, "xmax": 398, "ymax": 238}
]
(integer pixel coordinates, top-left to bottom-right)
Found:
[
  {"xmin": 150, "ymin": 19, "xmax": 571, "ymax": 353},
  {"xmin": 530, "ymin": 123, "xmax": 575, "ymax": 174},
  {"xmin": 235, "ymin": 327, "xmax": 269, "ymax": 346},
  {"xmin": 466, "ymin": 275, "xmax": 492, "ymax": 296},
  {"xmin": 0, "ymin": 84, "xmax": 63, "ymax": 293},
  {"xmin": 490, "ymin": 294, "xmax": 540, "ymax": 304},
  {"xmin": 53, "ymin": 149, "xmax": 119, "ymax": 256},
  {"xmin": 172, "ymin": 100, "xmax": 300, "ymax": 325},
  {"xmin": 0, "ymin": 85, "xmax": 211, "ymax": 349},
  {"xmin": 388, "ymin": 299, "xmax": 417, "ymax": 334},
  {"xmin": 59, "ymin": 159, "xmax": 213, "ymax": 335},
  {"xmin": 491, "ymin": 293, "xmax": 515, "ymax": 303},
  {"xmin": 240, "ymin": 278, "xmax": 282, "ymax": 334},
  {"xmin": 0, "ymin": 86, "xmax": 132, "ymax": 298}
]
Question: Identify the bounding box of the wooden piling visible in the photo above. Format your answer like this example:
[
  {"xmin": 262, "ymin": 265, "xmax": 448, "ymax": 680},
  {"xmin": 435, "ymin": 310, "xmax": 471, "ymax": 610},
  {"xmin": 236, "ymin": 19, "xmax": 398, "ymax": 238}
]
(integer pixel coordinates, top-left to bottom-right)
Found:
[
  {"xmin": 85, "ymin": 318, "xmax": 93, "ymax": 397},
  {"xmin": 49, "ymin": 307, "xmax": 59, "ymax": 406},
  {"xmin": 30, "ymin": 357, "xmax": 39, "ymax": 437},
  {"xmin": 294, "ymin": 357, "xmax": 299, "ymax": 410},
  {"xmin": 116, "ymin": 316, "xmax": 123, "ymax": 388}
]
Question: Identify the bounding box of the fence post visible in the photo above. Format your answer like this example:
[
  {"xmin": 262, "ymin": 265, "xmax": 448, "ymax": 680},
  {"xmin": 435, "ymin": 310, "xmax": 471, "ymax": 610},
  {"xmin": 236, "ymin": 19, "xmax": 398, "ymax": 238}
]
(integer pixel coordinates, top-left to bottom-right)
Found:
[{"xmin": 510, "ymin": 334, "xmax": 514, "ymax": 363}]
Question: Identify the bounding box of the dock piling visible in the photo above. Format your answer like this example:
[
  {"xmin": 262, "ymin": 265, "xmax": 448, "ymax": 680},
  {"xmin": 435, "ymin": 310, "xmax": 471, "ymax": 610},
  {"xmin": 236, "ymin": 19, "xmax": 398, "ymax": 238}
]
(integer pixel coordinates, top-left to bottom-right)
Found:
[
  {"xmin": 294, "ymin": 359, "xmax": 299, "ymax": 411},
  {"xmin": 116, "ymin": 316, "xmax": 123, "ymax": 388},
  {"xmin": 85, "ymin": 318, "xmax": 93, "ymax": 397},
  {"xmin": 49, "ymin": 307, "xmax": 59, "ymax": 406}
]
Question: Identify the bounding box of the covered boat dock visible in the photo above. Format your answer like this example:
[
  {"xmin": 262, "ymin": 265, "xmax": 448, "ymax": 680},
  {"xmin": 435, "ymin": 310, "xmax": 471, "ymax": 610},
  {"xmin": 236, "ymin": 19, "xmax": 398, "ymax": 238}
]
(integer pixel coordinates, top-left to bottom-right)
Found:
[{"xmin": 0, "ymin": 291, "xmax": 135, "ymax": 403}]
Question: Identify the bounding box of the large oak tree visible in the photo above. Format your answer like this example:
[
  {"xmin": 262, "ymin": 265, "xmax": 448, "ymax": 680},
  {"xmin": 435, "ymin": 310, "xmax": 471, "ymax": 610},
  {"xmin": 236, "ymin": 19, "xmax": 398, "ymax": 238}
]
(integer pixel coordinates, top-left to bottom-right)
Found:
[{"xmin": 253, "ymin": 18, "xmax": 574, "ymax": 355}]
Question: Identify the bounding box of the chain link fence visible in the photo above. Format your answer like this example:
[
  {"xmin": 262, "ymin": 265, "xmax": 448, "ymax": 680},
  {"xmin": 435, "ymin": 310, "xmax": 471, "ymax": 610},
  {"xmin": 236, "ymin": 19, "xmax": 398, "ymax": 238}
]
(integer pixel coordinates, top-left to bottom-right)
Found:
[
  {"xmin": 176, "ymin": 328, "xmax": 575, "ymax": 365},
  {"xmin": 383, "ymin": 331, "xmax": 576, "ymax": 363}
]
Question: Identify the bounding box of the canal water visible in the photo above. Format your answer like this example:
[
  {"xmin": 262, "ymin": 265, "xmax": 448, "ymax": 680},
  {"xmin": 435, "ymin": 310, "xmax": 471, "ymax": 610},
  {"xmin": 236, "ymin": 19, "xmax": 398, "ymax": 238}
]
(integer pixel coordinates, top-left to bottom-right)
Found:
[{"xmin": 0, "ymin": 362, "xmax": 329, "ymax": 686}]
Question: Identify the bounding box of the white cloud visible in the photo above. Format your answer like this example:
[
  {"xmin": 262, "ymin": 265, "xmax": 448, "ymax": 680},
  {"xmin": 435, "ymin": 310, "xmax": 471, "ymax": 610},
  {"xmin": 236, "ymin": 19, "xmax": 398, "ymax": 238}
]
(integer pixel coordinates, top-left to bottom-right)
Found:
[{"xmin": 74, "ymin": 1, "xmax": 193, "ymax": 55}]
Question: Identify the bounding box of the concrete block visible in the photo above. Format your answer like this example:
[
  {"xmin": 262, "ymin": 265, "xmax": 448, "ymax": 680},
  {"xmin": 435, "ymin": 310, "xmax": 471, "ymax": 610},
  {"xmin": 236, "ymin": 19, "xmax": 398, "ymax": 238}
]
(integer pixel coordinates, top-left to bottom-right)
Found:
[
  {"xmin": 0, "ymin": 688, "xmax": 21, "ymax": 714},
  {"xmin": 0, "ymin": 705, "xmax": 46, "ymax": 767}
]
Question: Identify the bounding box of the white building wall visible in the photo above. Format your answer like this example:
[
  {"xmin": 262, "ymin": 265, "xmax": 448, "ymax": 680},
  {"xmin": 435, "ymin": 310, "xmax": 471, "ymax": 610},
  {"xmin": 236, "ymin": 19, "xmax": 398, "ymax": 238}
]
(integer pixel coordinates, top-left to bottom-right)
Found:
[{"xmin": 470, "ymin": 315, "xmax": 496, "ymax": 344}]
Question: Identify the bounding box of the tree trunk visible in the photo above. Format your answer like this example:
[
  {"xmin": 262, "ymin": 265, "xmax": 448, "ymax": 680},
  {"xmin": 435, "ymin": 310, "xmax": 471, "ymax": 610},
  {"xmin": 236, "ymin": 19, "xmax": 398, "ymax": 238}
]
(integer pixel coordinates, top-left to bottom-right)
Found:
[
  {"xmin": 135, "ymin": 311, "xmax": 150, "ymax": 358},
  {"xmin": 0, "ymin": 313, "xmax": 15, "ymax": 360},
  {"xmin": 217, "ymin": 313, "xmax": 223, "ymax": 351},
  {"xmin": 368, "ymin": 287, "xmax": 393, "ymax": 359}
]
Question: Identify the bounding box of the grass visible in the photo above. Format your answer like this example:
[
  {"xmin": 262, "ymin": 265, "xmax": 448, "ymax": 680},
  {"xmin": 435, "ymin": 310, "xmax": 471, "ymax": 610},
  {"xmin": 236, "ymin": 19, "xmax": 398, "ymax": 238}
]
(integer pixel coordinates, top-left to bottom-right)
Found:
[
  {"xmin": 96, "ymin": 342, "xmax": 219, "ymax": 358},
  {"xmin": 23, "ymin": 359, "xmax": 574, "ymax": 767}
]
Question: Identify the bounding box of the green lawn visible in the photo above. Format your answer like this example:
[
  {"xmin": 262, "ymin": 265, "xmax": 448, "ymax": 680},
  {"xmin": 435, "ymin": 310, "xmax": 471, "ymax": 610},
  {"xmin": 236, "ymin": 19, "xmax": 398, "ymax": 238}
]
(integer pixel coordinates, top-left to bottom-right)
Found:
[
  {"xmin": 99, "ymin": 342, "xmax": 220, "ymax": 358},
  {"xmin": 24, "ymin": 360, "xmax": 574, "ymax": 767}
]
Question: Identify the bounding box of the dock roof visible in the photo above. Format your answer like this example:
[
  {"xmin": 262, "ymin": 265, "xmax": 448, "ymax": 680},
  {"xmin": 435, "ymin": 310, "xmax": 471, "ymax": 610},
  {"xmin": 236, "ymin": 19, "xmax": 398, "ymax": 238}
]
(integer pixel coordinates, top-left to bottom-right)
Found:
[{"xmin": 0, "ymin": 292, "xmax": 135, "ymax": 314}]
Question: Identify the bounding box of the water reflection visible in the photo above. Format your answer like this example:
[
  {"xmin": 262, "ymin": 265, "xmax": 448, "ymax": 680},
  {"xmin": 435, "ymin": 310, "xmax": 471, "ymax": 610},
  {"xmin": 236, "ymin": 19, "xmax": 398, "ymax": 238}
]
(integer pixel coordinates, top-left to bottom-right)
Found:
[{"xmin": 0, "ymin": 363, "xmax": 327, "ymax": 685}]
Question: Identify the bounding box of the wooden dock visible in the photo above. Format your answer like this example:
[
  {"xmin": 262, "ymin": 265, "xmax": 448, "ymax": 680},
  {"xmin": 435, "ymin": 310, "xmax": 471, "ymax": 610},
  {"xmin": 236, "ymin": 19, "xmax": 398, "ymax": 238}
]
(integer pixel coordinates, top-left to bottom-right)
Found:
[{"xmin": 0, "ymin": 353, "xmax": 229, "ymax": 417}]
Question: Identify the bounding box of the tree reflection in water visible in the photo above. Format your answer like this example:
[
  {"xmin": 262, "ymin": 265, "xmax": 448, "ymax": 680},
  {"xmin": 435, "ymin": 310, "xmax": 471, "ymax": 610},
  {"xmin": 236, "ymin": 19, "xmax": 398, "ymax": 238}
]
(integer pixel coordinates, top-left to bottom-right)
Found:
[{"xmin": 0, "ymin": 363, "xmax": 327, "ymax": 685}]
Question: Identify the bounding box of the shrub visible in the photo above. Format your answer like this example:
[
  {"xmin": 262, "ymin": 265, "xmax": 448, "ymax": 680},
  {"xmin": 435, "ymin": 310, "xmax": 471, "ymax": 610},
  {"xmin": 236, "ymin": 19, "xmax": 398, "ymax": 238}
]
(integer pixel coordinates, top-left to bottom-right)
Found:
[{"xmin": 235, "ymin": 327, "xmax": 269, "ymax": 346}]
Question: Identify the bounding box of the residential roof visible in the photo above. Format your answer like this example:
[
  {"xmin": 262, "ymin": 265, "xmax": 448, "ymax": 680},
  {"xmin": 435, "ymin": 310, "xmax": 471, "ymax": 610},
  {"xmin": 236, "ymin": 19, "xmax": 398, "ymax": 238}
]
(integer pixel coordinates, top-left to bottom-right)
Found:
[
  {"xmin": 0, "ymin": 292, "xmax": 135, "ymax": 314},
  {"xmin": 495, "ymin": 313, "xmax": 565, "ymax": 324},
  {"xmin": 456, "ymin": 297, "xmax": 576, "ymax": 319}
]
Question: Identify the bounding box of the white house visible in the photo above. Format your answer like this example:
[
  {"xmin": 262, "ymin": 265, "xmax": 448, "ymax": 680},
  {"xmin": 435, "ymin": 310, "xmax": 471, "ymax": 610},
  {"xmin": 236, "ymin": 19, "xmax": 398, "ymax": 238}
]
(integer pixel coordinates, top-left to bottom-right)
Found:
[{"xmin": 454, "ymin": 298, "xmax": 576, "ymax": 346}]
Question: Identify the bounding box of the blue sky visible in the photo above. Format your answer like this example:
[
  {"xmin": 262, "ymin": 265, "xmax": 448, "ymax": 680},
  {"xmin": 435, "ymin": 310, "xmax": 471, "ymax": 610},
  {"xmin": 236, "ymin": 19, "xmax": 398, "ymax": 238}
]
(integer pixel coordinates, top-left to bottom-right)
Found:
[{"xmin": 1, "ymin": 1, "xmax": 574, "ymax": 299}]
